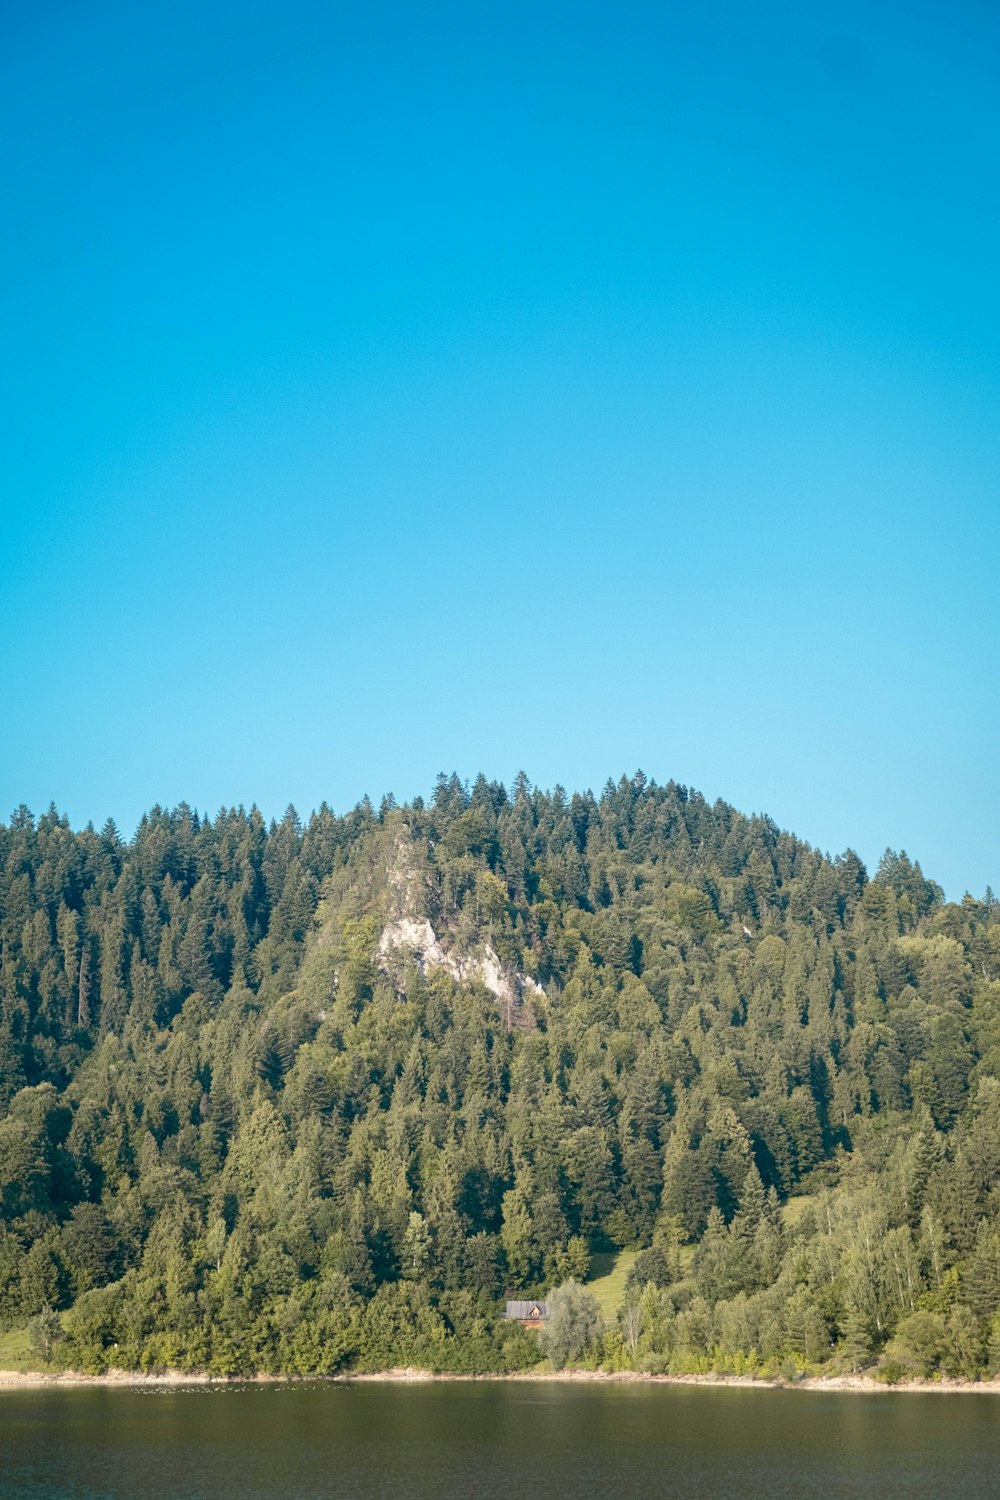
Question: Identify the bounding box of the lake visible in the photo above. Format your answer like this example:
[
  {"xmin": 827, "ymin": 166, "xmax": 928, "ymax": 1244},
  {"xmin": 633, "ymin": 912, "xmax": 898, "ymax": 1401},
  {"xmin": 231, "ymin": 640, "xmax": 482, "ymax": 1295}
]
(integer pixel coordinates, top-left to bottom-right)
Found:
[{"xmin": 2, "ymin": 1381, "xmax": 998, "ymax": 1499}]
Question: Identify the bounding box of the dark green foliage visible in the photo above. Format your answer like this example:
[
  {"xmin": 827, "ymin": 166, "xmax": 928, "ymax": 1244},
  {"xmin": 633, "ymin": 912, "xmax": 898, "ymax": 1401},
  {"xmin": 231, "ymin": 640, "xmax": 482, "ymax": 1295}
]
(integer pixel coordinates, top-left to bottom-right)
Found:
[{"xmin": 0, "ymin": 777, "xmax": 997, "ymax": 1377}]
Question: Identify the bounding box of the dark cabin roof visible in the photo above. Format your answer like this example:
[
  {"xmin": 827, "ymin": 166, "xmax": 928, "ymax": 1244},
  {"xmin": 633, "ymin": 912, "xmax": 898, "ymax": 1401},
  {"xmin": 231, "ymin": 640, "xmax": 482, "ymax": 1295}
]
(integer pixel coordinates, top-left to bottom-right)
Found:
[{"xmin": 505, "ymin": 1300, "xmax": 548, "ymax": 1319}]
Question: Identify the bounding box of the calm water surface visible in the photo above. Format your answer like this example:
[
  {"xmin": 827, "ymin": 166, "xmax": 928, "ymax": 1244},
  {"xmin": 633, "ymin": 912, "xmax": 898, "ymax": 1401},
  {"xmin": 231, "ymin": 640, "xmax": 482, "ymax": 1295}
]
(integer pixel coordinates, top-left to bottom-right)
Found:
[{"xmin": 1, "ymin": 1382, "xmax": 998, "ymax": 1499}]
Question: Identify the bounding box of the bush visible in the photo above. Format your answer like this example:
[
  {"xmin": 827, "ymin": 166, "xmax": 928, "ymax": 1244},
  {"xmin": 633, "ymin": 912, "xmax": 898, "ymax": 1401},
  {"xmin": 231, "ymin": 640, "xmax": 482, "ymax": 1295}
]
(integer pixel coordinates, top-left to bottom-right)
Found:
[{"xmin": 885, "ymin": 1310, "xmax": 947, "ymax": 1378}]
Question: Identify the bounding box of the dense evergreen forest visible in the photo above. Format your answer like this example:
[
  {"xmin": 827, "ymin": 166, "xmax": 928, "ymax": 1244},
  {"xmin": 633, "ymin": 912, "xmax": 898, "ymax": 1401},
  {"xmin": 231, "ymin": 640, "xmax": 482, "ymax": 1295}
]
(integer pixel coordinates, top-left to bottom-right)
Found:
[{"xmin": 2, "ymin": 773, "xmax": 999, "ymax": 1381}]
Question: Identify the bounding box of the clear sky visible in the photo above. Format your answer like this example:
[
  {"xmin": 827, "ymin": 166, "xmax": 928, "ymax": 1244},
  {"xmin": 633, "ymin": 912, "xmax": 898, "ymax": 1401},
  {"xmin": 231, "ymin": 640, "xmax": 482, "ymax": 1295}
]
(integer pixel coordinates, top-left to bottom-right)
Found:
[{"xmin": 2, "ymin": 0, "xmax": 997, "ymax": 898}]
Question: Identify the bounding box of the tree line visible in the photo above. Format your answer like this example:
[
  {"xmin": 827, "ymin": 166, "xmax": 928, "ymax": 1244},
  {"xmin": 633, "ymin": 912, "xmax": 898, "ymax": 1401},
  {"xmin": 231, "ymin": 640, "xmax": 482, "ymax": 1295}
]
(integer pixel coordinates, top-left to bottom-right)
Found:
[{"xmin": 1, "ymin": 773, "xmax": 998, "ymax": 1380}]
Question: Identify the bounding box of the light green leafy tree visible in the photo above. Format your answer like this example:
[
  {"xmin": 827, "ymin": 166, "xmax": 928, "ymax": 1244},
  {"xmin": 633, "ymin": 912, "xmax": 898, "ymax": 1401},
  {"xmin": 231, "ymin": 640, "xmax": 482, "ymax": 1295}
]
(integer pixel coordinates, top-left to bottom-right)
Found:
[
  {"xmin": 28, "ymin": 1304, "xmax": 63, "ymax": 1365},
  {"xmin": 539, "ymin": 1280, "xmax": 603, "ymax": 1370}
]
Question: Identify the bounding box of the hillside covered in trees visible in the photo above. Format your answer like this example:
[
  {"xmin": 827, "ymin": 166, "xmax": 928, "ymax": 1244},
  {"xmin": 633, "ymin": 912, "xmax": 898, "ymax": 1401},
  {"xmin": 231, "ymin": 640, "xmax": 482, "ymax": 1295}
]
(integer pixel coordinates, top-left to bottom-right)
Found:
[{"xmin": 2, "ymin": 773, "xmax": 999, "ymax": 1381}]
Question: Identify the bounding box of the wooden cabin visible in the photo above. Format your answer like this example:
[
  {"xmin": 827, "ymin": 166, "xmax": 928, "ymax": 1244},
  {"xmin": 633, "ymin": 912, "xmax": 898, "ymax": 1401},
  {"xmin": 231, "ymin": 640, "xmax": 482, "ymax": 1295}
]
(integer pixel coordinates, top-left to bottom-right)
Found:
[{"xmin": 505, "ymin": 1299, "xmax": 548, "ymax": 1329}]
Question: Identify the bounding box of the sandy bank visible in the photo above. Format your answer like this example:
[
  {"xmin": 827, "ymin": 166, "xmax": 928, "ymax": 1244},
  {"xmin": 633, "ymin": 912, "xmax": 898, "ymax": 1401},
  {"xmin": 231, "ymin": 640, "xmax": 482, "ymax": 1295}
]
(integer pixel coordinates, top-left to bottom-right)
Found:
[
  {"xmin": 351, "ymin": 1368, "xmax": 1000, "ymax": 1394},
  {"xmin": 3, "ymin": 1366, "xmax": 1000, "ymax": 1394},
  {"xmin": 0, "ymin": 1369, "xmax": 293, "ymax": 1388}
]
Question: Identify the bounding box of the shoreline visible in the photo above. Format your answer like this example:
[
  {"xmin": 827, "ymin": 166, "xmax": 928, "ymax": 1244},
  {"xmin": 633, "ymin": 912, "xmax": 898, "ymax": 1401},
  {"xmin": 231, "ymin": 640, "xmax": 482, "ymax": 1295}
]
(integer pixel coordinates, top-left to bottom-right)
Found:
[{"xmin": 3, "ymin": 1366, "xmax": 1000, "ymax": 1395}]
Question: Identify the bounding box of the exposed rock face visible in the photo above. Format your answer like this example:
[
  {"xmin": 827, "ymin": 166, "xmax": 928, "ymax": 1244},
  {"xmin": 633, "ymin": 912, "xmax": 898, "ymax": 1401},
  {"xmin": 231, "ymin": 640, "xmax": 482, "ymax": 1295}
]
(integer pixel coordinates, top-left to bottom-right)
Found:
[
  {"xmin": 378, "ymin": 917, "xmax": 447, "ymax": 972},
  {"xmin": 377, "ymin": 835, "xmax": 541, "ymax": 1027},
  {"xmin": 378, "ymin": 915, "xmax": 542, "ymax": 1028}
]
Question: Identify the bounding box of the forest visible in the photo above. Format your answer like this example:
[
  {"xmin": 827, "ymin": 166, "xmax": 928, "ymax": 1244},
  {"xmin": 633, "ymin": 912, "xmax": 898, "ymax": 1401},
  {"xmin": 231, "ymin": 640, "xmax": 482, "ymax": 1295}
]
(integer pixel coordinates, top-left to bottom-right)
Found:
[{"xmin": 1, "ymin": 772, "xmax": 999, "ymax": 1382}]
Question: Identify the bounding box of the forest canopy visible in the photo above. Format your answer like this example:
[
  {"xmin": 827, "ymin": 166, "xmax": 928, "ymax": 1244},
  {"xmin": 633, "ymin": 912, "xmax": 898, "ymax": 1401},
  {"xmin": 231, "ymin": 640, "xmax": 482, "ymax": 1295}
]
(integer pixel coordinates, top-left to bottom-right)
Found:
[{"xmin": 1, "ymin": 773, "xmax": 998, "ymax": 1381}]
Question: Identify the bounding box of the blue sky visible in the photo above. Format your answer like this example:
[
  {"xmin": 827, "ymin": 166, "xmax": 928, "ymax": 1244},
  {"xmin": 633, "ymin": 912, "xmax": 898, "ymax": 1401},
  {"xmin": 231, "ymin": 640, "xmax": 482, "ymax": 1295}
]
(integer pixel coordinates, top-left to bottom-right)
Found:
[{"xmin": 2, "ymin": 0, "xmax": 997, "ymax": 898}]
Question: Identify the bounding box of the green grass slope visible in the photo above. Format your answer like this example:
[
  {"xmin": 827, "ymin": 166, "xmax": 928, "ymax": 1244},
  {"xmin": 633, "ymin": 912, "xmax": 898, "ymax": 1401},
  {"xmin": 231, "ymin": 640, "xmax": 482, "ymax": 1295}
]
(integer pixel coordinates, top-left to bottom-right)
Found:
[{"xmin": 585, "ymin": 1250, "xmax": 638, "ymax": 1322}]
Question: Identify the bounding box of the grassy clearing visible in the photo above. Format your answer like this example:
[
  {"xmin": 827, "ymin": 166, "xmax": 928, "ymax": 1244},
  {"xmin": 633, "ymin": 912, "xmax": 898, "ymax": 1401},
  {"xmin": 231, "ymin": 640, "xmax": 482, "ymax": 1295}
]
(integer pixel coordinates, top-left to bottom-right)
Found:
[
  {"xmin": 0, "ymin": 1324, "xmax": 42, "ymax": 1372},
  {"xmin": 782, "ymin": 1196, "xmax": 814, "ymax": 1232},
  {"xmin": 585, "ymin": 1249, "xmax": 638, "ymax": 1322}
]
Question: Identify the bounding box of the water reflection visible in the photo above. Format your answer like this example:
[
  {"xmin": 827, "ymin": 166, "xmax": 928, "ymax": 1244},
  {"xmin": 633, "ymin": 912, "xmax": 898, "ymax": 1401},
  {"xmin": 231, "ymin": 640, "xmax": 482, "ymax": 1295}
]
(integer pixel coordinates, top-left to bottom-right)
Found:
[{"xmin": 2, "ymin": 1382, "xmax": 999, "ymax": 1499}]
